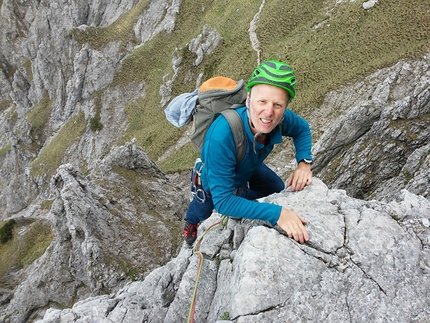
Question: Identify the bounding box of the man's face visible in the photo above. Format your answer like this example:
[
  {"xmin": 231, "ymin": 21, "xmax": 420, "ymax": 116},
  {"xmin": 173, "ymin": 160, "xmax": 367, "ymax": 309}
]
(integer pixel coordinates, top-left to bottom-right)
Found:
[{"xmin": 246, "ymin": 84, "xmax": 289, "ymax": 135}]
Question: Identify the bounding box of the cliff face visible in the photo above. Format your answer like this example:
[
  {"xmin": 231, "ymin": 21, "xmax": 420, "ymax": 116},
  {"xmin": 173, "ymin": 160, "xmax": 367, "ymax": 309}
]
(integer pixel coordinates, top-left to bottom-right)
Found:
[
  {"xmin": 35, "ymin": 179, "xmax": 430, "ymax": 323},
  {"xmin": 312, "ymin": 55, "xmax": 430, "ymax": 201},
  {"xmin": 0, "ymin": 0, "xmax": 429, "ymax": 322},
  {"xmin": 1, "ymin": 140, "xmax": 189, "ymax": 322},
  {"xmin": 1, "ymin": 1, "xmax": 190, "ymax": 321},
  {"xmin": 0, "ymin": 0, "xmax": 176, "ymax": 216}
]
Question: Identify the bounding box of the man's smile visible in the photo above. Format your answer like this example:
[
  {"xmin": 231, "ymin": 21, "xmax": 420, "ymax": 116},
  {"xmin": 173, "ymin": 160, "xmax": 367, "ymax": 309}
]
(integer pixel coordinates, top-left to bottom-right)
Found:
[{"xmin": 260, "ymin": 118, "xmax": 272, "ymax": 124}]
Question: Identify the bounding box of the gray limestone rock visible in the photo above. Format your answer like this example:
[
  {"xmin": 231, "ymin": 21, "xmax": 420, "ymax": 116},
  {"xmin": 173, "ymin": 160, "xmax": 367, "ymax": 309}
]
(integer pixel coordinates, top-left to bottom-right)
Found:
[
  {"xmin": 34, "ymin": 179, "xmax": 430, "ymax": 323},
  {"xmin": 312, "ymin": 55, "xmax": 430, "ymax": 201},
  {"xmin": 0, "ymin": 142, "xmax": 188, "ymax": 322}
]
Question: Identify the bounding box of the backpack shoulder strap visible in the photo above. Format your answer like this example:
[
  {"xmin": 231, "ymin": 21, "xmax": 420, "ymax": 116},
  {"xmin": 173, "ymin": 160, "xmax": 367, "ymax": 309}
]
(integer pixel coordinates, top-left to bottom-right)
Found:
[{"xmin": 221, "ymin": 108, "xmax": 246, "ymax": 164}]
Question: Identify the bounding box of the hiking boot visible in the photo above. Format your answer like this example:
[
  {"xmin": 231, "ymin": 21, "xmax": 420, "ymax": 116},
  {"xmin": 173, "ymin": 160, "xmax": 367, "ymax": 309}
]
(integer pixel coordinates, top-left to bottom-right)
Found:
[{"xmin": 183, "ymin": 222, "xmax": 199, "ymax": 246}]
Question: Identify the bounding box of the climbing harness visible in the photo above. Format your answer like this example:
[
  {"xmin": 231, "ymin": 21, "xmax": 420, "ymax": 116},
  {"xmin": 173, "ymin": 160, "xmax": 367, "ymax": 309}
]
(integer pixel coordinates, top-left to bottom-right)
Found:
[
  {"xmin": 190, "ymin": 158, "xmax": 207, "ymax": 203},
  {"xmin": 187, "ymin": 215, "xmax": 229, "ymax": 323}
]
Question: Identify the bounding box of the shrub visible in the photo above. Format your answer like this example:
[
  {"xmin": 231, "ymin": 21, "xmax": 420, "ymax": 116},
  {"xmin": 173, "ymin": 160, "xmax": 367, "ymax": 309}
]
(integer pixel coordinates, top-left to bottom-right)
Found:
[
  {"xmin": 0, "ymin": 219, "xmax": 16, "ymax": 244},
  {"xmin": 90, "ymin": 117, "xmax": 104, "ymax": 131}
]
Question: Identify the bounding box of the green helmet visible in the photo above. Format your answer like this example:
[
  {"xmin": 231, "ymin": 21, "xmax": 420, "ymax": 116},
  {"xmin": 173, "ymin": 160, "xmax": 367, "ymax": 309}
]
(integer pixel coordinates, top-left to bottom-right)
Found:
[{"xmin": 247, "ymin": 60, "xmax": 296, "ymax": 99}]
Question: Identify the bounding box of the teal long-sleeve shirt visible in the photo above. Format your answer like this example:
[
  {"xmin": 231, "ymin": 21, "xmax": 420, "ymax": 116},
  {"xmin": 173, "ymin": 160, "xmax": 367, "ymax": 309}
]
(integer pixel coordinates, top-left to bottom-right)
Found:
[{"xmin": 200, "ymin": 106, "xmax": 312, "ymax": 226}]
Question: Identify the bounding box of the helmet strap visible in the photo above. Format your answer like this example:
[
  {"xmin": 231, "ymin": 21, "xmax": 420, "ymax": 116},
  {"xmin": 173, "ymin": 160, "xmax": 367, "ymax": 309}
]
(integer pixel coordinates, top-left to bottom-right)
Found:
[{"xmin": 246, "ymin": 92, "xmax": 255, "ymax": 128}]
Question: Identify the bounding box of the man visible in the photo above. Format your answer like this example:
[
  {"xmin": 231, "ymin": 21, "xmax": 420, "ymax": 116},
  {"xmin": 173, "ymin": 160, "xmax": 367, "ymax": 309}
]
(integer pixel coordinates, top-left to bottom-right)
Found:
[{"xmin": 184, "ymin": 60, "xmax": 313, "ymax": 246}]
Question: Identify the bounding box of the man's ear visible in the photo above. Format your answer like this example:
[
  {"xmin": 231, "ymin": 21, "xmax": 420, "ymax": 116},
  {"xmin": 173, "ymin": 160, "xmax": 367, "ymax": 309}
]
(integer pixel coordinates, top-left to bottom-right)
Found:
[{"xmin": 246, "ymin": 92, "xmax": 251, "ymax": 108}]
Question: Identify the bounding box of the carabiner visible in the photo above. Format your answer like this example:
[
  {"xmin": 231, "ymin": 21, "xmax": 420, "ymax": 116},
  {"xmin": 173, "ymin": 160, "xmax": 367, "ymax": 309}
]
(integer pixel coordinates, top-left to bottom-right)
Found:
[{"xmin": 195, "ymin": 188, "xmax": 206, "ymax": 203}]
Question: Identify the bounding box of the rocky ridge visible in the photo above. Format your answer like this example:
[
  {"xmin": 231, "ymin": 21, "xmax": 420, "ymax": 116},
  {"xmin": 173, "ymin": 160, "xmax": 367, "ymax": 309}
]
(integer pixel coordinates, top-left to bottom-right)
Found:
[
  {"xmin": 35, "ymin": 178, "xmax": 430, "ymax": 322},
  {"xmin": 0, "ymin": 140, "xmax": 188, "ymax": 322},
  {"xmin": 312, "ymin": 54, "xmax": 430, "ymax": 201},
  {"xmin": 0, "ymin": 0, "xmax": 183, "ymax": 216}
]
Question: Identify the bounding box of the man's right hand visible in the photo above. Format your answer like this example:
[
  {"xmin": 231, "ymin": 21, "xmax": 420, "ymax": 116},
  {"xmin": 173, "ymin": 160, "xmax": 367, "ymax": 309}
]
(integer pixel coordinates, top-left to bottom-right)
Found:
[{"xmin": 277, "ymin": 208, "xmax": 309, "ymax": 244}]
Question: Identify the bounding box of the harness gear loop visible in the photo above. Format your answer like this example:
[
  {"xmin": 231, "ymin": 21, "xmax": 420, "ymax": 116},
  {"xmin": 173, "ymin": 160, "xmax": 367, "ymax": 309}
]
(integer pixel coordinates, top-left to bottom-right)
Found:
[{"xmin": 190, "ymin": 158, "xmax": 208, "ymax": 203}]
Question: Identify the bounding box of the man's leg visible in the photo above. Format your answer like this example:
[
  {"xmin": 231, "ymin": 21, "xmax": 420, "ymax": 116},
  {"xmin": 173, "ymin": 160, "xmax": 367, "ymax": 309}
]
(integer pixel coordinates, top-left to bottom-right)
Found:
[
  {"xmin": 183, "ymin": 191, "xmax": 213, "ymax": 246},
  {"xmin": 241, "ymin": 163, "xmax": 285, "ymax": 200}
]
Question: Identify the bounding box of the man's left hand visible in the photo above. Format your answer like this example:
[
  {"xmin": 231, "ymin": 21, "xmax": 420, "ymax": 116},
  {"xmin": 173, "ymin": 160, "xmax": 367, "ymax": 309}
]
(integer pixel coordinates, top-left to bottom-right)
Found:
[{"xmin": 287, "ymin": 162, "xmax": 312, "ymax": 192}]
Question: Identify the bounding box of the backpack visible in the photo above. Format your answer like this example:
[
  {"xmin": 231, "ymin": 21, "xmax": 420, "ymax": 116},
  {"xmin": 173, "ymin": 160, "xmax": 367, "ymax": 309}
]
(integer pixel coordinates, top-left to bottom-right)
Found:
[{"xmin": 165, "ymin": 76, "xmax": 247, "ymax": 163}]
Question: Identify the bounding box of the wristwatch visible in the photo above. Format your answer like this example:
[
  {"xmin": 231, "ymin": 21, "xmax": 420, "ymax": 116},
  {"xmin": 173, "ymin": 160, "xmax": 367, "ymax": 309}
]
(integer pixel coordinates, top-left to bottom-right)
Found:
[{"xmin": 298, "ymin": 158, "xmax": 313, "ymax": 165}]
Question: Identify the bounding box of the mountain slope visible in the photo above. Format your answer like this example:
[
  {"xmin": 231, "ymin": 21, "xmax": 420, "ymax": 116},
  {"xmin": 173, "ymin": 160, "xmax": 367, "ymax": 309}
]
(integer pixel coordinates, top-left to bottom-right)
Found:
[
  {"xmin": 35, "ymin": 178, "xmax": 430, "ymax": 322},
  {"xmin": 0, "ymin": 0, "xmax": 429, "ymax": 322}
]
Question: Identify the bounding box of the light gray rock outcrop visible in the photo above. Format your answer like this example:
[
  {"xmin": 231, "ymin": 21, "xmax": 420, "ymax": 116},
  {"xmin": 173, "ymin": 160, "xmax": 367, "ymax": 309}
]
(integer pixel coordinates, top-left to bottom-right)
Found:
[
  {"xmin": 0, "ymin": 142, "xmax": 188, "ymax": 323},
  {"xmin": 189, "ymin": 24, "xmax": 222, "ymax": 66},
  {"xmin": 312, "ymin": 54, "xmax": 430, "ymax": 201},
  {"xmin": 35, "ymin": 178, "xmax": 430, "ymax": 323},
  {"xmin": 133, "ymin": 0, "xmax": 181, "ymax": 44}
]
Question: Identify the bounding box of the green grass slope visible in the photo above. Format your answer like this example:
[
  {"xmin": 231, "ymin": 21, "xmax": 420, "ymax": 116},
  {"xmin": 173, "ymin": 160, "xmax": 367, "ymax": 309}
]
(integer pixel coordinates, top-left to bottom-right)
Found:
[
  {"xmin": 105, "ymin": 0, "xmax": 428, "ymax": 173},
  {"xmin": 60, "ymin": 0, "xmax": 430, "ymax": 175}
]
